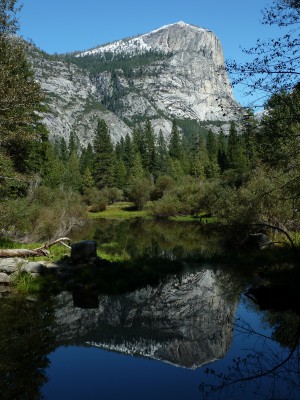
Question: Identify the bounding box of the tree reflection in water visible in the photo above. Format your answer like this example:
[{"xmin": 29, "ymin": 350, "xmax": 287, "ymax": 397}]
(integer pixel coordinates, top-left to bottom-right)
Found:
[
  {"xmin": 0, "ymin": 297, "xmax": 57, "ymax": 400},
  {"xmin": 200, "ymin": 297, "xmax": 300, "ymax": 400},
  {"xmin": 71, "ymin": 218, "xmax": 221, "ymax": 261}
]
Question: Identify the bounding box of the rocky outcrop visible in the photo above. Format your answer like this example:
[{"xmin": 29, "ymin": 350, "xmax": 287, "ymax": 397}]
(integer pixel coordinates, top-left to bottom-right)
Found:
[
  {"xmin": 53, "ymin": 268, "xmax": 237, "ymax": 369},
  {"xmin": 0, "ymin": 258, "xmax": 46, "ymax": 296}
]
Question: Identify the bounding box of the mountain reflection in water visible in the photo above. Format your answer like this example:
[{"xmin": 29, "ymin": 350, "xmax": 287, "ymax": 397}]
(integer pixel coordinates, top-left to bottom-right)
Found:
[
  {"xmin": 1, "ymin": 264, "xmax": 300, "ymax": 399},
  {"xmin": 1, "ymin": 219, "xmax": 300, "ymax": 399},
  {"xmin": 54, "ymin": 268, "xmax": 236, "ymax": 369}
]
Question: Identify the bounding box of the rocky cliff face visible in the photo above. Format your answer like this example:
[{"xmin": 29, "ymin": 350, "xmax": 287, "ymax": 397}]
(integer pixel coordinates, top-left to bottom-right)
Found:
[
  {"xmin": 29, "ymin": 21, "xmax": 238, "ymax": 145},
  {"xmin": 29, "ymin": 49, "xmax": 132, "ymax": 146},
  {"xmin": 79, "ymin": 22, "xmax": 237, "ymax": 135},
  {"xmin": 53, "ymin": 268, "xmax": 237, "ymax": 369}
]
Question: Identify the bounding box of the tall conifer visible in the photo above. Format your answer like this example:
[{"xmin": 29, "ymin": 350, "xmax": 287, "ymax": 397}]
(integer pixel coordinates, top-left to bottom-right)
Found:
[
  {"xmin": 93, "ymin": 118, "xmax": 114, "ymax": 189},
  {"xmin": 0, "ymin": 0, "xmax": 48, "ymax": 194},
  {"xmin": 169, "ymin": 120, "xmax": 183, "ymax": 161}
]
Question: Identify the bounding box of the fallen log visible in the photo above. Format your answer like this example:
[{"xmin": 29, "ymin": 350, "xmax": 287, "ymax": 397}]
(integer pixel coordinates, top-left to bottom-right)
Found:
[
  {"xmin": 0, "ymin": 237, "xmax": 72, "ymax": 258},
  {"xmin": 36, "ymin": 237, "xmax": 72, "ymax": 250}
]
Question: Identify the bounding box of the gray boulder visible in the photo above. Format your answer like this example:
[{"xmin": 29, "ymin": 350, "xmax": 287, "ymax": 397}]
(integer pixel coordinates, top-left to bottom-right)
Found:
[
  {"xmin": 21, "ymin": 262, "xmax": 47, "ymax": 274},
  {"xmin": 0, "ymin": 284, "xmax": 10, "ymax": 293},
  {"xmin": 0, "ymin": 258, "xmax": 23, "ymax": 274},
  {"xmin": 0, "ymin": 273, "xmax": 10, "ymax": 284}
]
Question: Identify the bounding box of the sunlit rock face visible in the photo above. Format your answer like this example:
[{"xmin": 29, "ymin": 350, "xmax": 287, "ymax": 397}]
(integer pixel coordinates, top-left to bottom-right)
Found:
[
  {"xmin": 88, "ymin": 22, "xmax": 237, "ymax": 137},
  {"xmin": 29, "ymin": 49, "xmax": 132, "ymax": 146},
  {"xmin": 54, "ymin": 268, "xmax": 237, "ymax": 369},
  {"xmin": 29, "ymin": 21, "xmax": 238, "ymax": 145}
]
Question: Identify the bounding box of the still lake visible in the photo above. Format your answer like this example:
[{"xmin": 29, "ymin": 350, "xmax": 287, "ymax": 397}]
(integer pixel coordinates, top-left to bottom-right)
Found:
[{"xmin": 1, "ymin": 219, "xmax": 299, "ymax": 400}]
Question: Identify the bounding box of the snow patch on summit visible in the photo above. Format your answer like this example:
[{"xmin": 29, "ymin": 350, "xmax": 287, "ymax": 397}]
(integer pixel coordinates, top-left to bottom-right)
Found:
[
  {"xmin": 76, "ymin": 22, "xmax": 206, "ymax": 58},
  {"xmin": 78, "ymin": 36, "xmax": 152, "ymax": 57}
]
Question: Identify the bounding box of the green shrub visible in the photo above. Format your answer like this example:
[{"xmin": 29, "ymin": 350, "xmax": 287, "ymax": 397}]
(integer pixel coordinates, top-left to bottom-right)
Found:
[
  {"xmin": 89, "ymin": 197, "xmax": 107, "ymax": 213},
  {"xmin": 150, "ymin": 177, "xmax": 209, "ymax": 218},
  {"xmin": 150, "ymin": 175, "xmax": 175, "ymax": 200},
  {"xmin": 1, "ymin": 186, "xmax": 87, "ymax": 242},
  {"xmin": 150, "ymin": 193, "xmax": 180, "ymax": 218},
  {"xmin": 82, "ymin": 187, "xmax": 101, "ymax": 206},
  {"xmin": 100, "ymin": 187, "xmax": 123, "ymax": 204},
  {"xmin": 127, "ymin": 178, "xmax": 153, "ymax": 210}
]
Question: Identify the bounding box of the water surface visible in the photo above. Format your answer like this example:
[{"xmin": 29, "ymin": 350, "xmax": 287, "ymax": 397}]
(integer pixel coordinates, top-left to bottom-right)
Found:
[{"xmin": 1, "ymin": 219, "xmax": 299, "ymax": 399}]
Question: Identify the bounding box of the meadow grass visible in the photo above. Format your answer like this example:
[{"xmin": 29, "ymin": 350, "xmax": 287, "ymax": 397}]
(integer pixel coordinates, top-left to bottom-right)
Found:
[
  {"xmin": 88, "ymin": 202, "xmax": 217, "ymax": 223},
  {"xmin": 10, "ymin": 269, "xmax": 45, "ymax": 294},
  {"xmin": 88, "ymin": 202, "xmax": 151, "ymax": 219},
  {"xmin": 97, "ymin": 242, "xmax": 131, "ymax": 262}
]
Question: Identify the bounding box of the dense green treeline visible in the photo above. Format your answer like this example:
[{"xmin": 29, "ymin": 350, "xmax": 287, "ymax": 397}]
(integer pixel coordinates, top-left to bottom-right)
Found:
[
  {"xmin": 61, "ymin": 50, "xmax": 172, "ymax": 78},
  {"xmin": 40, "ymin": 87, "xmax": 300, "ymax": 244},
  {"xmin": 0, "ymin": 1, "xmax": 87, "ymax": 242},
  {"xmin": 40, "ymin": 117, "xmax": 249, "ymax": 210},
  {"xmin": 88, "ymin": 88, "xmax": 300, "ymax": 239}
]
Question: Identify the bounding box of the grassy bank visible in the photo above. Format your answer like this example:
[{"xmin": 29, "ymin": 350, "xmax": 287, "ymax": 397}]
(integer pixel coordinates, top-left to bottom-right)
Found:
[
  {"xmin": 88, "ymin": 201, "xmax": 217, "ymax": 223},
  {"xmin": 88, "ymin": 202, "xmax": 150, "ymax": 219}
]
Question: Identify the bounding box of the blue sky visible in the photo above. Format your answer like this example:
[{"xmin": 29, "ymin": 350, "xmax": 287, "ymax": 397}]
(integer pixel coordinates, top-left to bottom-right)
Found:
[{"xmin": 18, "ymin": 0, "xmax": 283, "ymax": 106}]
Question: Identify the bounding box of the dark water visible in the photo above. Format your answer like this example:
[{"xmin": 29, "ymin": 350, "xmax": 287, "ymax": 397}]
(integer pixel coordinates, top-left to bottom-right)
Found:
[
  {"xmin": 1, "ymin": 219, "xmax": 300, "ymax": 400},
  {"xmin": 71, "ymin": 218, "xmax": 221, "ymax": 260}
]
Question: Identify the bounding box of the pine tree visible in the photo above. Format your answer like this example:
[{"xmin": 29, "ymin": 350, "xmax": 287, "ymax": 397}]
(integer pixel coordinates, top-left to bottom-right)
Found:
[
  {"xmin": 217, "ymin": 129, "xmax": 229, "ymax": 172},
  {"xmin": 227, "ymin": 121, "xmax": 248, "ymax": 172},
  {"xmin": 169, "ymin": 120, "xmax": 183, "ymax": 160},
  {"xmin": 123, "ymin": 134, "xmax": 135, "ymax": 169},
  {"xmin": 80, "ymin": 143, "xmax": 94, "ymax": 173},
  {"xmin": 114, "ymin": 156, "xmax": 127, "ymax": 189},
  {"xmin": 81, "ymin": 167, "xmax": 94, "ymax": 193},
  {"xmin": 156, "ymin": 130, "xmax": 169, "ymax": 176},
  {"xmin": 0, "ymin": 10, "xmax": 47, "ymax": 174},
  {"xmin": 68, "ymin": 131, "xmax": 79, "ymax": 158},
  {"xmin": 205, "ymin": 129, "xmax": 220, "ymax": 178},
  {"xmin": 42, "ymin": 143, "xmax": 65, "ymax": 189},
  {"xmin": 64, "ymin": 151, "xmax": 82, "ymax": 191},
  {"xmin": 129, "ymin": 152, "xmax": 144, "ymax": 181},
  {"xmin": 131, "ymin": 124, "xmax": 143, "ymax": 154},
  {"xmin": 169, "ymin": 158, "xmax": 184, "ymax": 181},
  {"xmin": 0, "ymin": 0, "xmax": 48, "ymax": 195},
  {"xmin": 143, "ymin": 119, "xmax": 156, "ymax": 175},
  {"xmin": 242, "ymin": 110, "xmax": 259, "ymax": 166},
  {"xmin": 93, "ymin": 118, "xmax": 115, "ymax": 189},
  {"xmin": 206, "ymin": 130, "xmax": 218, "ymax": 161},
  {"xmin": 227, "ymin": 121, "xmax": 240, "ymax": 169},
  {"xmin": 190, "ymin": 133, "xmax": 207, "ymax": 180},
  {"xmin": 115, "ymin": 137, "xmax": 124, "ymax": 160},
  {"xmin": 59, "ymin": 137, "xmax": 68, "ymax": 162}
]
